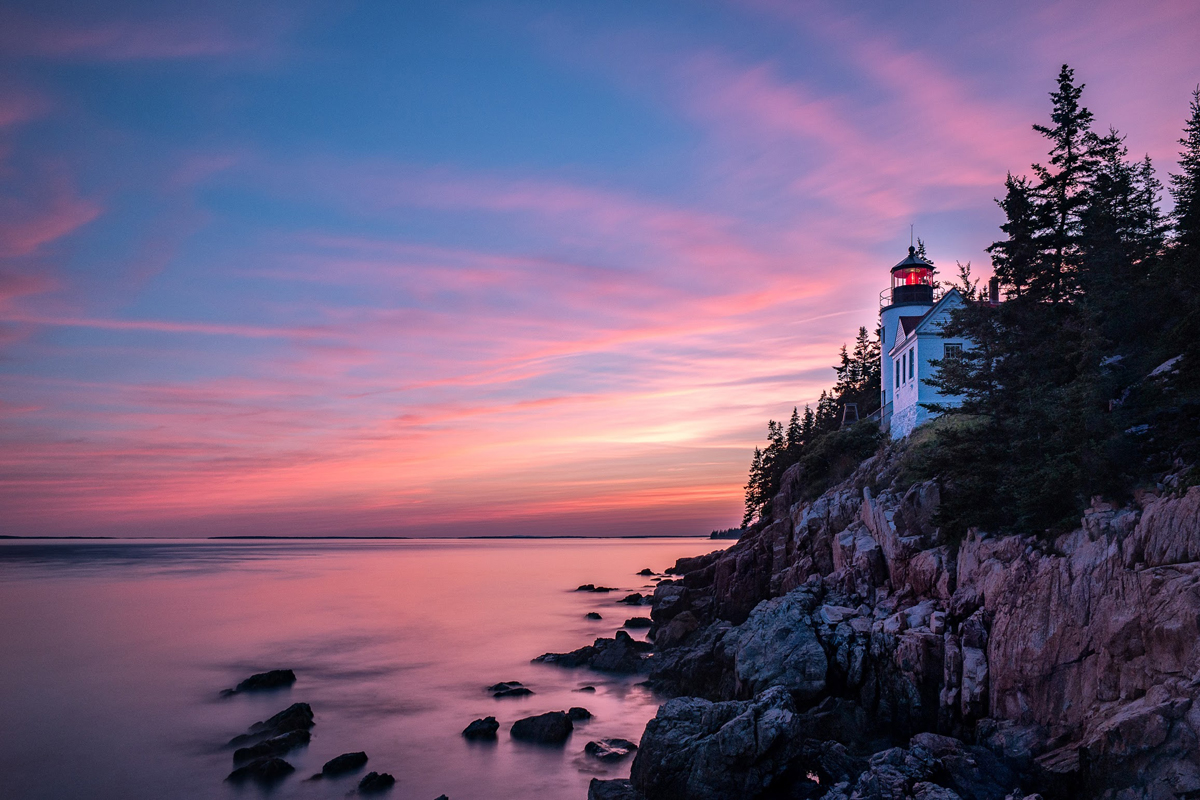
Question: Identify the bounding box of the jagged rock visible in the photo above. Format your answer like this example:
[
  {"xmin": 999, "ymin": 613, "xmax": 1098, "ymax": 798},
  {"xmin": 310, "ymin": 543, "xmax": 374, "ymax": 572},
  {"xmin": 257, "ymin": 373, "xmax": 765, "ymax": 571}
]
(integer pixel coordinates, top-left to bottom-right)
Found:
[
  {"xmin": 649, "ymin": 584, "xmax": 690, "ymax": 623},
  {"xmin": 226, "ymin": 757, "xmax": 294, "ymax": 784},
  {"xmin": 577, "ymin": 441, "xmax": 1200, "ymax": 799},
  {"xmin": 630, "ymin": 686, "xmax": 804, "ymax": 800},
  {"xmin": 534, "ymin": 631, "xmax": 651, "ymax": 674},
  {"xmin": 233, "ymin": 729, "xmax": 309, "ymax": 764},
  {"xmin": 726, "ymin": 589, "xmax": 826, "ymax": 700},
  {"xmin": 588, "ymin": 778, "xmax": 642, "ymax": 800},
  {"xmin": 317, "ymin": 751, "xmax": 367, "ymax": 776},
  {"xmin": 652, "ymin": 611, "xmax": 698, "ymax": 649},
  {"xmin": 228, "ymin": 702, "xmax": 314, "ymax": 747},
  {"xmin": 511, "ymin": 711, "xmax": 573, "ymax": 743},
  {"xmin": 358, "ymin": 771, "xmax": 395, "ymax": 792},
  {"xmin": 585, "ymin": 738, "xmax": 638, "ymax": 761},
  {"xmin": 462, "ymin": 717, "xmax": 499, "ymax": 740},
  {"xmin": 646, "ymin": 619, "xmax": 734, "ymax": 699},
  {"xmin": 222, "ymin": 669, "xmax": 296, "ymax": 696}
]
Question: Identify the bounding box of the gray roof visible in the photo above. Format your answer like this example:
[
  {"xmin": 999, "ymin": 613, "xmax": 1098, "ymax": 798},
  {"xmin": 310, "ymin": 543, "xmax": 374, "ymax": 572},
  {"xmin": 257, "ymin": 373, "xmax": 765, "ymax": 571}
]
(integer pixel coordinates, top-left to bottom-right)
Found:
[{"xmin": 891, "ymin": 245, "xmax": 933, "ymax": 272}]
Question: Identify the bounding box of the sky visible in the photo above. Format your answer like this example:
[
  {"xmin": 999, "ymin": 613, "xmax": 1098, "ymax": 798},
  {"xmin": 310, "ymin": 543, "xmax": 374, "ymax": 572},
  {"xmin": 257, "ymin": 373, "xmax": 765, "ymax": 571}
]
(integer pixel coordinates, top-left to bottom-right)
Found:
[{"xmin": 1, "ymin": 0, "xmax": 1198, "ymax": 538}]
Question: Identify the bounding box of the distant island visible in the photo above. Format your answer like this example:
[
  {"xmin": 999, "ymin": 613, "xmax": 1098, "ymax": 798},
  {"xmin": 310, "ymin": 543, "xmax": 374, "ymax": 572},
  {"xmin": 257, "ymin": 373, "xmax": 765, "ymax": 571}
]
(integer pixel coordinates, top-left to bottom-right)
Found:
[{"xmin": 708, "ymin": 527, "xmax": 744, "ymax": 539}]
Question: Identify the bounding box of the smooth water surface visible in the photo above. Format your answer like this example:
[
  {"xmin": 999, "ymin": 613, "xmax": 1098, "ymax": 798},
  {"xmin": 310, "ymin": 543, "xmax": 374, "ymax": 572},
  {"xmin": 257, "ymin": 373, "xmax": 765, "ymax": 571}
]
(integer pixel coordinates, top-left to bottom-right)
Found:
[{"xmin": 0, "ymin": 537, "xmax": 728, "ymax": 800}]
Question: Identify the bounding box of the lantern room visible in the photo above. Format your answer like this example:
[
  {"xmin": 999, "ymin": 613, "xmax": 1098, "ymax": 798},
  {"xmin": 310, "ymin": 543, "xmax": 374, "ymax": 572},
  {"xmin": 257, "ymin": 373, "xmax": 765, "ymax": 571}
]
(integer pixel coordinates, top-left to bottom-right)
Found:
[{"xmin": 888, "ymin": 246, "xmax": 934, "ymax": 306}]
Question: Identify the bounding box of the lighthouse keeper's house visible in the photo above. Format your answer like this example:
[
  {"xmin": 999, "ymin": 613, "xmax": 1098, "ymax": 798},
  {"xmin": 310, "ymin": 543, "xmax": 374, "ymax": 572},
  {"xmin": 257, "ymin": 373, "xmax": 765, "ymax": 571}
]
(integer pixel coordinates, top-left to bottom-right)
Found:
[{"xmin": 878, "ymin": 246, "xmax": 975, "ymax": 439}]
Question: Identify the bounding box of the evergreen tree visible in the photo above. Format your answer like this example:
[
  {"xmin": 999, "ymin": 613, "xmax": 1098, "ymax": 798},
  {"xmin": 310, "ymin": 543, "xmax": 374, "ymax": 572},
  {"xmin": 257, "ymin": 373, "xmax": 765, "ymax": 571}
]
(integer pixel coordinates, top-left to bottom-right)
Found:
[
  {"xmin": 1170, "ymin": 87, "xmax": 1200, "ymax": 257},
  {"xmin": 742, "ymin": 447, "xmax": 764, "ymax": 526},
  {"xmin": 1025, "ymin": 65, "xmax": 1112, "ymax": 303},
  {"xmin": 924, "ymin": 66, "xmax": 1124, "ymax": 534},
  {"xmin": 785, "ymin": 407, "xmax": 803, "ymax": 458},
  {"xmin": 987, "ymin": 174, "xmax": 1040, "ymax": 294}
]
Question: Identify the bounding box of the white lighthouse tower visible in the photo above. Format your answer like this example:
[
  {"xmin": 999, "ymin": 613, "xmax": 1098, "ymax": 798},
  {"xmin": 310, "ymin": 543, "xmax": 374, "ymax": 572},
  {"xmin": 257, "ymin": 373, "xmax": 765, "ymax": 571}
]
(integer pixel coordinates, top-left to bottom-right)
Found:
[{"xmin": 879, "ymin": 246, "xmax": 938, "ymax": 428}]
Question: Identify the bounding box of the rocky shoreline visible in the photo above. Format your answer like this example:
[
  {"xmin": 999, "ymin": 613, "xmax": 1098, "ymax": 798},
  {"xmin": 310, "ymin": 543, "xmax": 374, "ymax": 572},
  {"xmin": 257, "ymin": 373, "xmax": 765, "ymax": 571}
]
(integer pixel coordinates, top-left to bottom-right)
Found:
[{"xmin": 548, "ymin": 441, "xmax": 1200, "ymax": 800}]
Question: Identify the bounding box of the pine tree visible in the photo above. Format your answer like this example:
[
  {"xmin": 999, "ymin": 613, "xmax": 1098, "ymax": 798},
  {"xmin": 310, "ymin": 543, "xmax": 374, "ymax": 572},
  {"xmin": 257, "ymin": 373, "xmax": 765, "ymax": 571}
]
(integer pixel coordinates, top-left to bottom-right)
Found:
[
  {"xmin": 987, "ymin": 174, "xmax": 1039, "ymax": 295},
  {"xmin": 925, "ymin": 65, "xmax": 1125, "ymax": 534},
  {"xmin": 1026, "ymin": 65, "xmax": 1110, "ymax": 303},
  {"xmin": 742, "ymin": 447, "xmax": 764, "ymax": 526},
  {"xmin": 1164, "ymin": 87, "xmax": 1200, "ymax": 401},
  {"xmin": 1170, "ymin": 87, "xmax": 1200, "ymax": 256},
  {"xmin": 785, "ymin": 406, "xmax": 802, "ymax": 449}
]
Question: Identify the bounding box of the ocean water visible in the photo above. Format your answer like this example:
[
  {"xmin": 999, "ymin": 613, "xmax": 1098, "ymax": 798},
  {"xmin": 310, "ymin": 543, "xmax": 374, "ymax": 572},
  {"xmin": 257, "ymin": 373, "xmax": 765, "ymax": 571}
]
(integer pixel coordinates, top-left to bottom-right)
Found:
[{"xmin": 0, "ymin": 537, "xmax": 729, "ymax": 800}]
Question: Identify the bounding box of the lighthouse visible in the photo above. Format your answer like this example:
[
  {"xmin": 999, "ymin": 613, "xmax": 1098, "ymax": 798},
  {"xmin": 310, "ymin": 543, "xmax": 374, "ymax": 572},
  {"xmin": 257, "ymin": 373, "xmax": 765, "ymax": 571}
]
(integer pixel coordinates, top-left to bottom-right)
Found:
[
  {"xmin": 878, "ymin": 246, "xmax": 968, "ymax": 438},
  {"xmin": 879, "ymin": 246, "xmax": 937, "ymax": 422}
]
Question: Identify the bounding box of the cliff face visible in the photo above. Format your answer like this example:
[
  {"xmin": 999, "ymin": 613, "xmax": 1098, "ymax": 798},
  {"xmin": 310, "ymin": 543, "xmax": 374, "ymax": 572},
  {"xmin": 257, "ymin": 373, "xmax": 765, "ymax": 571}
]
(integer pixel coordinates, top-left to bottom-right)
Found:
[{"xmin": 607, "ymin": 445, "xmax": 1200, "ymax": 800}]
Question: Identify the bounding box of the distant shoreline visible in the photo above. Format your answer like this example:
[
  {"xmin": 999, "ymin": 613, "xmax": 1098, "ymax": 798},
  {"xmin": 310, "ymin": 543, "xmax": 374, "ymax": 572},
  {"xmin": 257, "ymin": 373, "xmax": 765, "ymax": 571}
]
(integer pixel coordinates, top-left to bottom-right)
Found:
[{"xmin": 1, "ymin": 534, "xmax": 715, "ymax": 541}]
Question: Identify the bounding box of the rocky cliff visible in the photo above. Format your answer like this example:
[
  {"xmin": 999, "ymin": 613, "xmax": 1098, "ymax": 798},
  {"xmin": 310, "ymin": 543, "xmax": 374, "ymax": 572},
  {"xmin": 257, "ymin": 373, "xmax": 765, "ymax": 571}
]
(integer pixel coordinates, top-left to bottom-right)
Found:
[{"xmin": 585, "ymin": 442, "xmax": 1200, "ymax": 800}]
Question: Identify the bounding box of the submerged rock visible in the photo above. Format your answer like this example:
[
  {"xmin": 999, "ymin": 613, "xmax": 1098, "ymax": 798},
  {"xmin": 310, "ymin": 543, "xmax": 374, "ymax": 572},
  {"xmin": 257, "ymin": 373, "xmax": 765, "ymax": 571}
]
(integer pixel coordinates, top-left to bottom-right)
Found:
[
  {"xmin": 233, "ymin": 729, "xmax": 309, "ymax": 764},
  {"xmin": 487, "ymin": 680, "xmax": 533, "ymax": 697},
  {"xmin": 623, "ymin": 616, "xmax": 652, "ymax": 628},
  {"xmin": 228, "ymin": 702, "xmax": 314, "ymax": 747},
  {"xmin": 534, "ymin": 631, "xmax": 652, "ymax": 674},
  {"xmin": 586, "ymin": 612, "xmax": 603, "ymax": 620},
  {"xmin": 638, "ymin": 568, "xmax": 655, "ymax": 576},
  {"xmin": 226, "ymin": 757, "xmax": 294, "ymax": 784},
  {"xmin": 618, "ymin": 593, "xmax": 645, "ymax": 605},
  {"xmin": 462, "ymin": 717, "xmax": 500, "ymax": 740},
  {"xmin": 221, "ymin": 669, "xmax": 296, "ymax": 696},
  {"xmin": 511, "ymin": 711, "xmax": 573, "ymax": 743},
  {"xmin": 358, "ymin": 771, "xmax": 395, "ymax": 793},
  {"xmin": 567, "ymin": 706, "xmax": 592, "ymax": 720},
  {"xmin": 321, "ymin": 751, "xmax": 368, "ymax": 776},
  {"xmin": 577, "ymin": 584, "xmax": 617, "ymax": 592},
  {"xmin": 585, "ymin": 738, "xmax": 638, "ymax": 761}
]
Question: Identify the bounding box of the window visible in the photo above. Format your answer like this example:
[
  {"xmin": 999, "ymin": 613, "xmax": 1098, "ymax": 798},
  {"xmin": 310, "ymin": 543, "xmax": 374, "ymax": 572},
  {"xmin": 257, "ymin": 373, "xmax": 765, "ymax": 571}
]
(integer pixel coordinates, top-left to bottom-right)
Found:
[
  {"xmin": 908, "ymin": 349, "xmax": 914, "ymax": 380},
  {"xmin": 944, "ymin": 342, "xmax": 963, "ymax": 358},
  {"xmin": 895, "ymin": 360, "xmax": 900, "ymax": 387}
]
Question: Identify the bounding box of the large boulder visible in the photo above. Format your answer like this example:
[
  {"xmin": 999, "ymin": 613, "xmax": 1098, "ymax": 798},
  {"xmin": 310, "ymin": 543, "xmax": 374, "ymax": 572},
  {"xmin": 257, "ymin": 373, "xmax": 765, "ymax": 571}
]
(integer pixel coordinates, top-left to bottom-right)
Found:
[
  {"xmin": 319, "ymin": 751, "xmax": 368, "ymax": 776},
  {"xmin": 629, "ymin": 686, "xmax": 804, "ymax": 800},
  {"xmin": 726, "ymin": 589, "xmax": 827, "ymax": 700},
  {"xmin": 462, "ymin": 717, "xmax": 500, "ymax": 740},
  {"xmin": 510, "ymin": 711, "xmax": 573, "ymax": 744},
  {"xmin": 534, "ymin": 631, "xmax": 651, "ymax": 674}
]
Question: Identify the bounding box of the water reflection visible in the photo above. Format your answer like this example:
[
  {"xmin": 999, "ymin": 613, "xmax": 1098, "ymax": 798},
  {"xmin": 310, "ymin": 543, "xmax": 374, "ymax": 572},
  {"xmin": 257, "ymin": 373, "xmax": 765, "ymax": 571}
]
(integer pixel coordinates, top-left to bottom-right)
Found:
[{"xmin": 0, "ymin": 537, "xmax": 727, "ymax": 800}]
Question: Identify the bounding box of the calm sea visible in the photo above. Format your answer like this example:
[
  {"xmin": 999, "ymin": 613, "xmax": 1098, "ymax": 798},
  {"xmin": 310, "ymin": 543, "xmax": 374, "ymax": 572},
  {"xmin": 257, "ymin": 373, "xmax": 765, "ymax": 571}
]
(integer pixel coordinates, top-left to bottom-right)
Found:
[{"xmin": 0, "ymin": 537, "xmax": 728, "ymax": 800}]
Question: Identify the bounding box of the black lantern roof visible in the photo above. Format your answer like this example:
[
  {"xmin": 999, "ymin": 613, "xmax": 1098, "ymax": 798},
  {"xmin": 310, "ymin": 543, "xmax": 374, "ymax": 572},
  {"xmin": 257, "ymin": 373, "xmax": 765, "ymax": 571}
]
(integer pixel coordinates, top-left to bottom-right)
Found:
[{"xmin": 891, "ymin": 245, "xmax": 932, "ymax": 273}]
